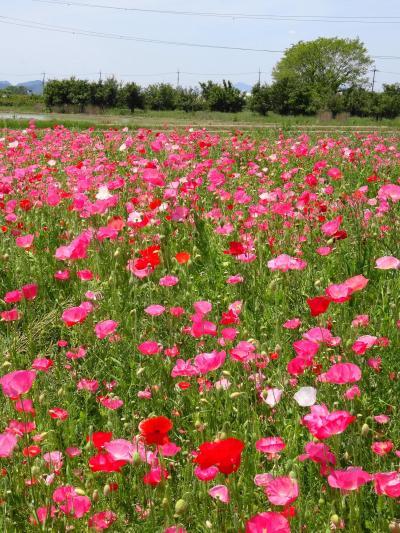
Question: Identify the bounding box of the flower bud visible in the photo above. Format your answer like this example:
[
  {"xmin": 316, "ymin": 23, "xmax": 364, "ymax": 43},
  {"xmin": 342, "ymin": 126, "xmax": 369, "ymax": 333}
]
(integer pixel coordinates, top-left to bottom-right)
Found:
[
  {"xmin": 361, "ymin": 423, "xmax": 370, "ymax": 436},
  {"xmin": 174, "ymin": 499, "xmax": 187, "ymax": 515}
]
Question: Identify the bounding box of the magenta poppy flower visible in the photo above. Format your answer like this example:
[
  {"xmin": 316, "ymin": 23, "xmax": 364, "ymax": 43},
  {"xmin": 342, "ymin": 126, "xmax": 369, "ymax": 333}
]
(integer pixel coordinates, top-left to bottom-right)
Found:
[
  {"xmin": 318, "ymin": 363, "xmax": 362, "ymax": 384},
  {"xmin": 302, "ymin": 404, "xmax": 356, "ymax": 439},
  {"xmin": 256, "ymin": 437, "xmax": 286, "ymax": 455},
  {"xmin": 137, "ymin": 340, "xmax": 161, "ymax": 356},
  {"xmin": 95, "ymin": 320, "xmax": 118, "ymax": 339},
  {"xmin": 0, "ymin": 370, "xmax": 36, "ymax": 399},
  {"xmin": 245, "ymin": 512, "xmax": 290, "ymax": 533},
  {"xmin": 16, "ymin": 234, "xmax": 34, "ymax": 249},
  {"xmin": 328, "ymin": 467, "xmax": 372, "ymax": 491},
  {"xmin": 0, "ymin": 432, "xmax": 18, "ymax": 458},
  {"xmin": 159, "ymin": 275, "xmax": 179, "ymax": 287},
  {"xmin": 88, "ymin": 511, "xmax": 117, "ymax": 531},
  {"xmin": 21, "ymin": 283, "xmax": 38, "ymax": 300}
]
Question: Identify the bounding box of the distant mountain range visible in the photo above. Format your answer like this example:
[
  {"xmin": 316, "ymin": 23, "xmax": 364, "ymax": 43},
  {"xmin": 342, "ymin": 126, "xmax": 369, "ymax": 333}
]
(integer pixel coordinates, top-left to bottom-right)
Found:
[
  {"xmin": 234, "ymin": 82, "xmax": 253, "ymax": 93},
  {"xmin": 0, "ymin": 80, "xmax": 44, "ymax": 94}
]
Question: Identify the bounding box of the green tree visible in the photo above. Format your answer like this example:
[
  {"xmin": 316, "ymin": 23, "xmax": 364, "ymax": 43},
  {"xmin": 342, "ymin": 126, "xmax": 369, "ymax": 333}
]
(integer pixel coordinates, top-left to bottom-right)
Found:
[
  {"xmin": 44, "ymin": 79, "xmax": 70, "ymax": 110},
  {"xmin": 119, "ymin": 82, "xmax": 145, "ymax": 112},
  {"xmin": 273, "ymin": 37, "xmax": 372, "ymax": 112},
  {"xmin": 270, "ymin": 78, "xmax": 311, "ymax": 115},
  {"xmin": 67, "ymin": 78, "xmax": 91, "ymax": 112},
  {"xmin": 342, "ymin": 87, "xmax": 373, "ymax": 117},
  {"xmin": 249, "ymin": 83, "xmax": 271, "ymax": 116},
  {"xmin": 176, "ymin": 87, "xmax": 204, "ymax": 112},
  {"xmin": 200, "ymin": 80, "xmax": 245, "ymax": 113},
  {"xmin": 91, "ymin": 77, "xmax": 119, "ymax": 109},
  {"xmin": 144, "ymin": 83, "xmax": 177, "ymax": 110}
]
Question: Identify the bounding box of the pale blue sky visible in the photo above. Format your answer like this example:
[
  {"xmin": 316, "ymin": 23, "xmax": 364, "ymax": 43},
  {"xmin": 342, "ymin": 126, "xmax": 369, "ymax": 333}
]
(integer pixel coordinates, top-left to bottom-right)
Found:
[{"xmin": 1, "ymin": 0, "xmax": 400, "ymax": 89}]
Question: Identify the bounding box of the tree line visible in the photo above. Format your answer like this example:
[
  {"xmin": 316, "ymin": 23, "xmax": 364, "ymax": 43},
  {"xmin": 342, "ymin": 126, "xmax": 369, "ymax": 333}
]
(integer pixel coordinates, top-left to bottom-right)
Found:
[{"xmin": 38, "ymin": 36, "xmax": 400, "ymax": 119}]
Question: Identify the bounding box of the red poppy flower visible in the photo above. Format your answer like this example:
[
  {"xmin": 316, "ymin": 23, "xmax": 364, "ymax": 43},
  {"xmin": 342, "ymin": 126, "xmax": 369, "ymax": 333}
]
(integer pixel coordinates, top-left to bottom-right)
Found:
[
  {"xmin": 194, "ymin": 438, "xmax": 245, "ymax": 475},
  {"xmin": 306, "ymin": 296, "xmax": 331, "ymax": 317},
  {"xmin": 86, "ymin": 432, "xmax": 113, "ymax": 450},
  {"xmin": 175, "ymin": 252, "xmax": 191, "ymax": 264},
  {"xmin": 88, "ymin": 453, "xmax": 127, "ymax": 473},
  {"xmin": 138, "ymin": 416, "xmax": 173, "ymax": 445},
  {"xmin": 223, "ymin": 241, "xmax": 245, "ymax": 256}
]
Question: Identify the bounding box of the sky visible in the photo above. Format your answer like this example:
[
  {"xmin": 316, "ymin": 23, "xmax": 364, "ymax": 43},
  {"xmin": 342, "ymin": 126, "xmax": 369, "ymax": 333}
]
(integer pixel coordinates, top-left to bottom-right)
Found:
[{"xmin": 1, "ymin": 0, "xmax": 400, "ymax": 89}]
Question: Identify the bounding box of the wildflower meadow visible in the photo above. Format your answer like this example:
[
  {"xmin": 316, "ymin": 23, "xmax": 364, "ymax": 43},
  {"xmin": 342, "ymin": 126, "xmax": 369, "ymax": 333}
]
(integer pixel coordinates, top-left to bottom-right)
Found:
[{"xmin": 0, "ymin": 123, "xmax": 399, "ymax": 532}]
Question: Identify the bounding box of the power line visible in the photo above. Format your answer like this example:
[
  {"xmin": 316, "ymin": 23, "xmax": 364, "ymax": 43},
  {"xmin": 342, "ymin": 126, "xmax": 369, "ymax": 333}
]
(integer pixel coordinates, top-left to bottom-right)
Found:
[
  {"xmin": 32, "ymin": 0, "xmax": 400, "ymax": 23},
  {"xmin": 0, "ymin": 15, "xmax": 283, "ymax": 52}
]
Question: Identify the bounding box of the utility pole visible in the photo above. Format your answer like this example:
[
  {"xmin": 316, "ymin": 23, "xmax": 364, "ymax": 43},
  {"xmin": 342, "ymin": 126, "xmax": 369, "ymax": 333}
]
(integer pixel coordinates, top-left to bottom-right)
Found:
[
  {"xmin": 99, "ymin": 70, "xmax": 102, "ymax": 82},
  {"xmin": 41, "ymin": 72, "xmax": 46, "ymax": 89},
  {"xmin": 371, "ymin": 68, "xmax": 378, "ymax": 92},
  {"xmin": 258, "ymin": 68, "xmax": 261, "ymax": 85},
  {"xmin": 177, "ymin": 68, "xmax": 180, "ymax": 87}
]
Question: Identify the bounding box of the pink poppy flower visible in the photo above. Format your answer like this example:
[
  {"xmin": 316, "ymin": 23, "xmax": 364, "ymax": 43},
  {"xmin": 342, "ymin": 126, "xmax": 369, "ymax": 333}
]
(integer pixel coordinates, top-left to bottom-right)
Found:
[
  {"xmin": 77, "ymin": 379, "xmax": 99, "ymax": 393},
  {"xmin": 54, "ymin": 270, "xmax": 70, "ymax": 281},
  {"xmin": 0, "ymin": 432, "xmax": 18, "ymax": 458},
  {"xmin": 16, "ymin": 234, "xmax": 34, "ymax": 249},
  {"xmin": 95, "ymin": 320, "xmax": 118, "ymax": 340},
  {"xmin": 144, "ymin": 305, "xmax": 165, "ymax": 316},
  {"xmin": 61, "ymin": 305, "xmax": 90, "ymax": 327},
  {"xmin": 344, "ymin": 385, "xmax": 361, "ymax": 400},
  {"xmin": 138, "ymin": 340, "xmax": 161, "ymax": 356},
  {"xmin": 208, "ymin": 485, "xmax": 230, "ymax": 503},
  {"xmin": 0, "ymin": 370, "xmax": 36, "ymax": 399},
  {"xmin": 328, "ymin": 467, "xmax": 372, "ymax": 491},
  {"xmin": 65, "ymin": 447, "xmax": 82, "ymax": 458},
  {"xmin": 375, "ymin": 256, "xmax": 400, "ymax": 270},
  {"xmin": 88, "ymin": 511, "xmax": 117, "ymax": 531},
  {"xmin": 48, "ymin": 407, "xmax": 69, "ymax": 421},
  {"xmin": 267, "ymin": 254, "xmax": 307, "ymax": 272},
  {"xmin": 302, "ymin": 404, "xmax": 355, "ymax": 439},
  {"xmin": 245, "ymin": 512, "xmax": 290, "ymax": 533},
  {"xmin": 104, "ymin": 439, "xmax": 135, "ymax": 462},
  {"xmin": 374, "ymin": 472, "xmax": 400, "ymax": 498},
  {"xmin": 194, "ymin": 350, "xmax": 226, "ymax": 374},
  {"xmin": 265, "ymin": 476, "xmax": 299, "ymax": 506},
  {"xmin": 263, "ymin": 388, "xmax": 283, "ymax": 407},
  {"xmin": 21, "ymin": 283, "xmax": 38, "ymax": 300},
  {"xmin": 159, "ymin": 275, "xmax": 179, "ymax": 287},
  {"xmin": 4, "ymin": 290, "xmax": 23, "ymax": 304},
  {"xmin": 351, "ymin": 315, "xmax": 369, "ymax": 328},
  {"xmin": 194, "ymin": 465, "xmax": 219, "ymax": 481},
  {"xmin": 1, "ymin": 308, "xmax": 21, "ymax": 321},
  {"xmin": 321, "ymin": 216, "xmax": 342, "ymax": 236},
  {"xmin": 283, "ymin": 318, "xmax": 301, "ymax": 329},
  {"xmin": 256, "ymin": 437, "xmax": 286, "ymax": 455},
  {"xmin": 371, "ymin": 441, "xmax": 393, "ymax": 456},
  {"xmin": 378, "ymin": 183, "xmax": 400, "ymax": 202},
  {"xmin": 316, "ymin": 246, "xmax": 332, "ymax": 256},
  {"xmin": 318, "ymin": 363, "xmax": 362, "ymax": 384},
  {"xmin": 77, "ymin": 269, "xmax": 93, "ymax": 281},
  {"xmin": 98, "ymin": 396, "xmax": 123, "ymax": 410},
  {"xmin": 298, "ymin": 441, "xmax": 336, "ymax": 466}
]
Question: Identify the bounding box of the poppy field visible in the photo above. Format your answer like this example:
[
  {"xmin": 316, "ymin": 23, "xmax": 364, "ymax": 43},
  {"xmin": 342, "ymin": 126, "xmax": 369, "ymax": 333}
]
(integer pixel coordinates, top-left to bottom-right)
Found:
[{"xmin": 1, "ymin": 124, "xmax": 400, "ymax": 533}]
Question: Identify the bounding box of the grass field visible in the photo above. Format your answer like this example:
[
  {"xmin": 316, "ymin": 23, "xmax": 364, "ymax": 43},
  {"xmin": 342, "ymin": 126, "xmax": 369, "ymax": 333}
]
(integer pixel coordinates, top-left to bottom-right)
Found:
[
  {"xmin": 0, "ymin": 123, "xmax": 400, "ymax": 532},
  {"xmin": 2, "ymin": 108, "xmax": 400, "ymax": 132}
]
